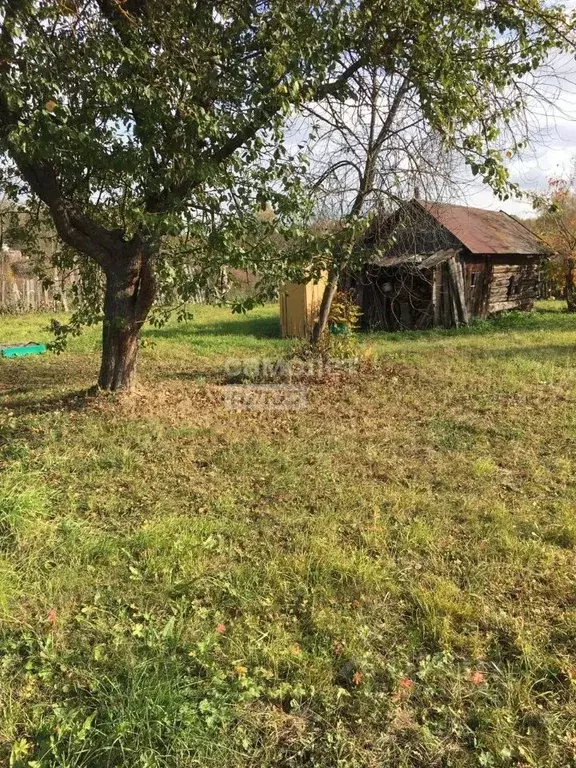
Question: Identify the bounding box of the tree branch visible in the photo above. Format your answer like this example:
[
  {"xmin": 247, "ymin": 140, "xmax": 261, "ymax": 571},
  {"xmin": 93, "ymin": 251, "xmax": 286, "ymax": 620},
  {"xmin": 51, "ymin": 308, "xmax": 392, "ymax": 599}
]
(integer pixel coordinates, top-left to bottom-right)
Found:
[
  {"xmin": 16, "ymin": 159, "xmax": 124, "ymax": 271},
  {"xmin": 145, "ymin": 53, "xmax": 372, "ymax": 215},
  {"xmin": 350, "ymin": 74, "xmax": 412, "ymax": 217}
]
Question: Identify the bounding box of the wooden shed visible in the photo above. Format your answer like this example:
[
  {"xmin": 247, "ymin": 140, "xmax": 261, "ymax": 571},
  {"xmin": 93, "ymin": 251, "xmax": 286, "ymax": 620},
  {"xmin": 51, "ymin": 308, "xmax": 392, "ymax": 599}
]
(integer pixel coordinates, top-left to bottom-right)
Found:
[{"xmin": 350, "ymin": 199, "xmax": 550, "ymax": 331}]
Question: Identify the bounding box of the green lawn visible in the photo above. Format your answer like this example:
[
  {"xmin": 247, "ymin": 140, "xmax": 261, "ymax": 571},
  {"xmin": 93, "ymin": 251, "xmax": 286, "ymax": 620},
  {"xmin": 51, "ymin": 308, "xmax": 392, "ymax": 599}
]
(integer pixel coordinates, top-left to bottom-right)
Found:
[{"xmin": 1, "ymin": 302, "xmax": 576, "ymax": 767}]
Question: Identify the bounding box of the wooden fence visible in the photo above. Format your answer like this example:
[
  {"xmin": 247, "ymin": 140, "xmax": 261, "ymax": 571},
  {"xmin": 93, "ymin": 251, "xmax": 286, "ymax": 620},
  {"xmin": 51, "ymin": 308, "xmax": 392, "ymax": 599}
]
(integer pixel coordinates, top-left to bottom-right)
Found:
[
  {"xmin": 0, "ymin": 249, "xmax": 70, "ymax": 313},
  {"xmin": 0, "ymin": 252, "xmax": 257, "ymax": 314}
]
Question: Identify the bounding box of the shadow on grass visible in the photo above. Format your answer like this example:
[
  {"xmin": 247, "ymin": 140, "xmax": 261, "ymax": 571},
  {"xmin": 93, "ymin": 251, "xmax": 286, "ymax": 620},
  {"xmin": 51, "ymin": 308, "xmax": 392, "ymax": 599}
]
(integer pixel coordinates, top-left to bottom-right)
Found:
[
  {"xmin": 3, "ymin": 387, "xmax": 98, "ymax": 416},
  {"xmin": 0, "ymin": 354, "xmax": 99, "ymax": 415},
  {"xmin": 0, "ymin": 356, "xmax": 96, "ymax": 393},
  {"xmin": 365, "ymin": 308, "xmax": 576, "ymax": 344},
  {"xmin": 144, "ymin": 313, "xmax": 281, "ymax": 341},
  {"xmin": 468, "ymin": 344, "xmax": 576, "ymax": 364}
]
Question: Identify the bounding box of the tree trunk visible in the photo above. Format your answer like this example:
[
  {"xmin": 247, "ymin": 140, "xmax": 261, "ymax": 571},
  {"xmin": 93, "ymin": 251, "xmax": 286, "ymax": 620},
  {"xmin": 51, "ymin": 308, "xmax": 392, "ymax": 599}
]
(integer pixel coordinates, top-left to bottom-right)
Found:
[
  {"xmin": 98, "ymin": 249, "xmax": 156, "ymax": 392},
  {"xmin": 566, "ymin": 258, "xmax": 576, "ymax": 313},
  {"xmin": 311, "ymin": 267, "xmax": 339, "ymax": 343}
]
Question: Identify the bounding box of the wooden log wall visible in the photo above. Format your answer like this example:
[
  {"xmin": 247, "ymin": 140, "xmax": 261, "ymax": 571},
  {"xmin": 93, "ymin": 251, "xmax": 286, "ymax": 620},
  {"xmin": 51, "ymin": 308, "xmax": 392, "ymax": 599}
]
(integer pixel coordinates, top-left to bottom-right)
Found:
[{"xmin": 487, "ymin": 261, "xmax": 540, "ymax": 314}]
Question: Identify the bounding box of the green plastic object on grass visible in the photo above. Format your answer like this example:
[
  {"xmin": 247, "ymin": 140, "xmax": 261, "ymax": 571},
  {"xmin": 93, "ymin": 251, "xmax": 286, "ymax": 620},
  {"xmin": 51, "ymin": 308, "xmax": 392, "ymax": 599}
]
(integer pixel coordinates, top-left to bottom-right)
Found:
[{"xmin": 0, "ymin": 343, "xmax": 47, "ymax": 358}]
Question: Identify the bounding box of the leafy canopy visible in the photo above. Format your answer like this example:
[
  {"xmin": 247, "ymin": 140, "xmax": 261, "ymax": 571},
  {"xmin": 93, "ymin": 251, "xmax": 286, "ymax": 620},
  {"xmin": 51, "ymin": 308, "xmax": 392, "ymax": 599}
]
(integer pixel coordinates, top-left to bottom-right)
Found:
[{"xmin": 0, "ymin": 0, "xmax": 571, "ymax": 319}]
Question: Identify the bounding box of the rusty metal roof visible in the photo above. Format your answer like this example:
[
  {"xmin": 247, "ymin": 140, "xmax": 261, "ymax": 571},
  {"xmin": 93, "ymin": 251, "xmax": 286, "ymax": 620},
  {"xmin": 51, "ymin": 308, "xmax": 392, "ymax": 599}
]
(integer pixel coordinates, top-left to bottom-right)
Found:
[{"xmin": 416, "ymin": 200, "xmax": 549, "ymax": 256}]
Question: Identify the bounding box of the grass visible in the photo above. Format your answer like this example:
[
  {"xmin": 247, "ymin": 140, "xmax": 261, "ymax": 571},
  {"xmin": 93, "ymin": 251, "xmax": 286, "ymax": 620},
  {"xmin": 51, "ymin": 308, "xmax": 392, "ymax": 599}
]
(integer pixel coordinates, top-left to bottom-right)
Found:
[{"xmin": 1, "ymin": 300, "xmax": 576, "ymax": 767}]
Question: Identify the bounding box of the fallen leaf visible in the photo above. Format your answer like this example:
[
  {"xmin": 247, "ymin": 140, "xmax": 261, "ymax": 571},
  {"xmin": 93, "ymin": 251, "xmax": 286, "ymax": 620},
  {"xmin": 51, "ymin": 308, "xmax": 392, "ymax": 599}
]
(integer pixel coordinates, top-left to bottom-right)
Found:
[
  {"xmin": 467, "ymin": 670, "xmax": 485, "ymax": 685},
  {"xmin": 333, "ymin": 642, "xmax": 345, "ymax": 656},
  {"xmin": 392, "ymin": 678, "xmax": 414, "ymax": 702}
]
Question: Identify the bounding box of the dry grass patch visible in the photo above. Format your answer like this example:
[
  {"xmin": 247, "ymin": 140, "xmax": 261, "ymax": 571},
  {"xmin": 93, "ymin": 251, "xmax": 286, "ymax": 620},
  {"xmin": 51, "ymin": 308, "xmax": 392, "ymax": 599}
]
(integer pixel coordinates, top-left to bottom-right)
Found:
[{"xmin": 1, "ymin": 302, "xmax": 576, "ymax": 767}]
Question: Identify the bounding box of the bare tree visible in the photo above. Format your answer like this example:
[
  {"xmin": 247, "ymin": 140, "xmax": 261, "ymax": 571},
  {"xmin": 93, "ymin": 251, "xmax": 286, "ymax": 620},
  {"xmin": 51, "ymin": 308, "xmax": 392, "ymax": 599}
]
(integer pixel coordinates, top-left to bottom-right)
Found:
[{"xmin": 305, "ymin": 68, "xmax": 464, "ymax": 340}]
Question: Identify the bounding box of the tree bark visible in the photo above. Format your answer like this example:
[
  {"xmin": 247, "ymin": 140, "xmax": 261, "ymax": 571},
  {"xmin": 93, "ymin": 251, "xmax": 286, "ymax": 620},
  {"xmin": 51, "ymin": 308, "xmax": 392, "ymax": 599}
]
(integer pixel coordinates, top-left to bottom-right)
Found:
[
  {"xmin": 566, "ymin": 257, "xmax": 576, "ymax": 313},
  {"xmin": 98, "ymin": 247, "xmax": 156, "ymax": 391},
  {"xmin": 312, "ymin": 267, "xmax": 339, "ymax": 343}
]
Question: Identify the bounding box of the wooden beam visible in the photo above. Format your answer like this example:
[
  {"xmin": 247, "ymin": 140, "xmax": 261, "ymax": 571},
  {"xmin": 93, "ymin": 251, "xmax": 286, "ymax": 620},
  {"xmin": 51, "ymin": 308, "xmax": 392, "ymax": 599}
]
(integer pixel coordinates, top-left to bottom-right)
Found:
[
  {"xmin": 432, "ymin": 266, "xmax": 441, "ymax": 326},
  {"xmin": 447, "ymin": 257, "xmax": 469, "ymax": 325}
]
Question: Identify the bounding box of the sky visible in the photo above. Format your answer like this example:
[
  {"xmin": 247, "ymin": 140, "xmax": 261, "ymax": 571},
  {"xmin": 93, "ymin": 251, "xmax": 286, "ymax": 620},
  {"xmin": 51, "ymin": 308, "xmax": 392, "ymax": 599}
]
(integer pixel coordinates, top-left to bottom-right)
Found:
[{"xmin": 468, "ymin": 8, "xmax": 576, "ymax": 217}]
